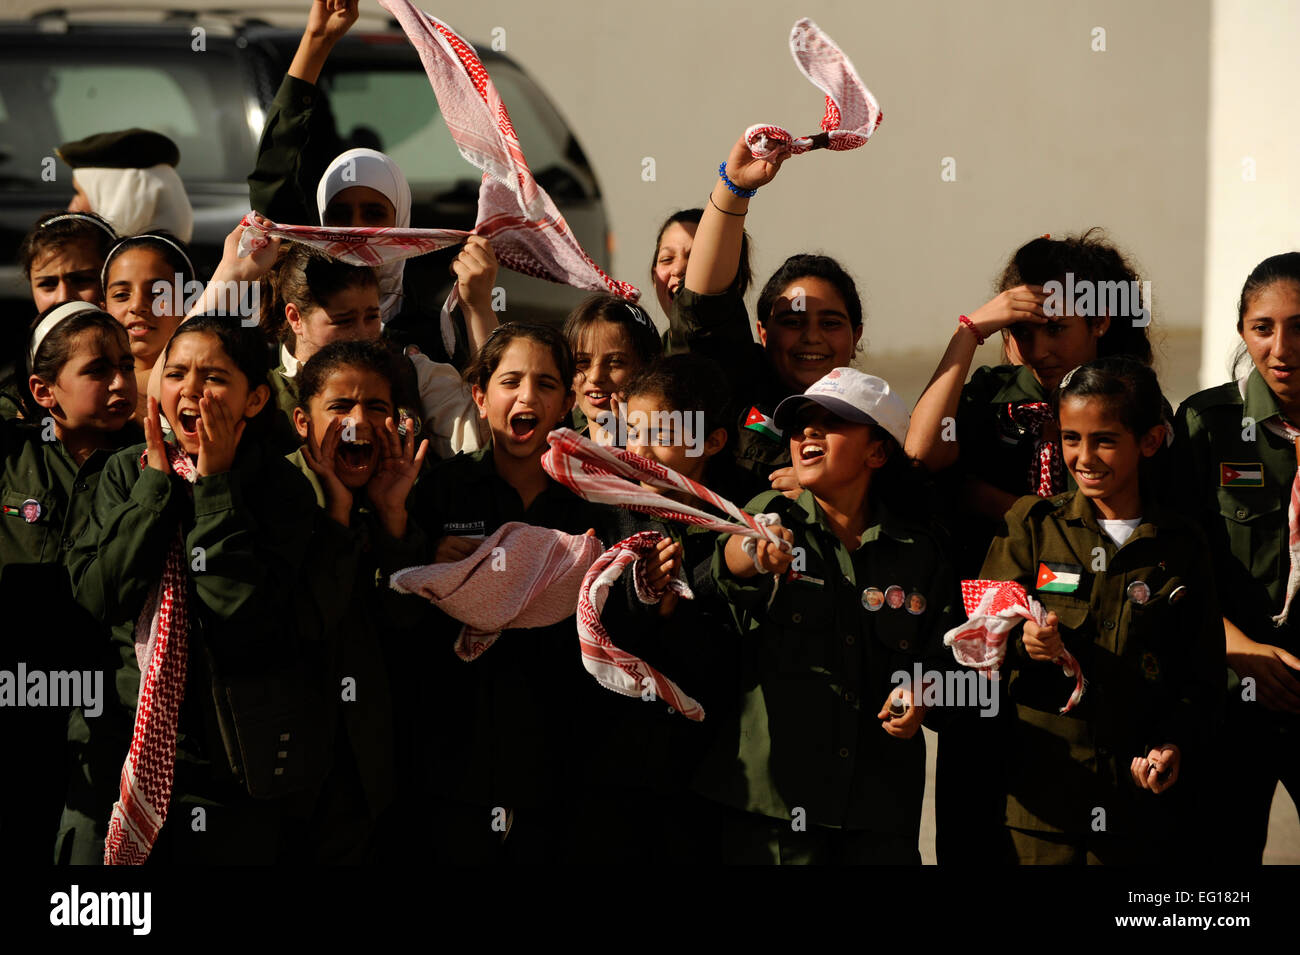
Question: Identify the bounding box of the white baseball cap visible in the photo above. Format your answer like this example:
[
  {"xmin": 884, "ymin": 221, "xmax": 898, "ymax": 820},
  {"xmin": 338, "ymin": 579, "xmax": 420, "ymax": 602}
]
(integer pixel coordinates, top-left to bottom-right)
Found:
[{"xmin": 773, "ymin": 368, "xmax": 910, "ymax": 447}]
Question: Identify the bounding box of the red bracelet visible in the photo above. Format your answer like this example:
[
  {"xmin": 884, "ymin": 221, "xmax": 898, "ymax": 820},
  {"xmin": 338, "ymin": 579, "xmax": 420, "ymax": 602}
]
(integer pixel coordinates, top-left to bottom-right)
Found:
[{"xmin": 958, "ymin": 315, "xmax": 985, "ymax": 345}]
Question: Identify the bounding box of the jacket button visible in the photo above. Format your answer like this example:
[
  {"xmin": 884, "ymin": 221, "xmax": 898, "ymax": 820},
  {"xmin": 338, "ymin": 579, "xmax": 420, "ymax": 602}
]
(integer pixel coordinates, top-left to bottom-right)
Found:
[
  {"xmin": 899, "ymin": 639, "xmax": 910, "ymax": 650},
  {"xmin": 61, "ymin": 537, "xmax": 73, "ymax": 550},
  {"xmin": 1098, "ymin": 746, "xmax": 1110, "ymax": 757},
  {"xmin": 1103, "ymin": 620, "xmax": 1115, "ymax": 630},
  {"xmin": 791, "ymin": 612, "xmax": 802, "ymax": 624},
  {"xmin": 1235, "ymin": 507, "xmax": 1247, "ymax": 519},
  {"xmin": 838, "ymin": 747, "xmax": 850, "ymax": 758},
  {"xmin": 844, "ymin": 691, "xmax": 855, "ymax": 704},
  {"xmin": 844, "ymin": 634, "xmax": 855, "ymax": 646},
  {"xmin": 74, "ymin": 481, "xmax": 88, "ymax": 492}
]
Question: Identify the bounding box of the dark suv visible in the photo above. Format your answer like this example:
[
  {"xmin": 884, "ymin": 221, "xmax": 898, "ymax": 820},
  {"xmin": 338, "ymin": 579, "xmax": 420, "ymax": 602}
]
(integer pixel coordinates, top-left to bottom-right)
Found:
[{"xmin": 0, "ymin": 9, "xmax": 612, "ymax": 328}]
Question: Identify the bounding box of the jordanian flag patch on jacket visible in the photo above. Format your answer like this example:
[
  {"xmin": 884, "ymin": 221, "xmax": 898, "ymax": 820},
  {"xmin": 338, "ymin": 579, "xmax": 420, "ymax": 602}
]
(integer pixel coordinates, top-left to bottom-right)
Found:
[
  {"xmin": 744, "ymin": 406, "xmax": 781, "ymax": 441},
  {"xmin": 1036, "ymin": 561, "xmax": 1082, "ymax": 593},
  {"xmin": 1219, "ymin": 462, "xmax": 1264, "ymax": 487}
]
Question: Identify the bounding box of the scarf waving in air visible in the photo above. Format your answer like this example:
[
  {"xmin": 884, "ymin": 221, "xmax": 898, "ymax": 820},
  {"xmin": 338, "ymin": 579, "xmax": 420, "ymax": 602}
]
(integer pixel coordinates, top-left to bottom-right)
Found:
[
  {"xmin": 239, "ymin": 1, "xmax": 638, "ymax": 357},
  {"xmin": 745, "ymin": 18, "xmax": 884, "ymax": 161},
  {"xmin": 542, "ymin": 428, "xmax": 789, "ymax": 720}
]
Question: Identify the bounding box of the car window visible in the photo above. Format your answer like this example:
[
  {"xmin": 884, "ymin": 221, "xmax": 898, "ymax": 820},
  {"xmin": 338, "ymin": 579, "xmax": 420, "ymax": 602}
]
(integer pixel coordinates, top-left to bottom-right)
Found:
[
  {"xmin": 0, "ymin": 45, "xmax": 254, "ymax": 192},
  {"xmin": 320, "ymin": 59, "xmax": 576, "ymax": 192}
]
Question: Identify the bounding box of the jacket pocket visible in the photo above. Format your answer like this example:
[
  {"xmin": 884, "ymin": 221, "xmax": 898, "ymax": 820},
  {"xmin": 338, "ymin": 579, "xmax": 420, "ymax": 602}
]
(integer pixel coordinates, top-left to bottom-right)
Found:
[{"xmin": 1216, "ymin": 487, "xmax": 1284, "ymax": 586}]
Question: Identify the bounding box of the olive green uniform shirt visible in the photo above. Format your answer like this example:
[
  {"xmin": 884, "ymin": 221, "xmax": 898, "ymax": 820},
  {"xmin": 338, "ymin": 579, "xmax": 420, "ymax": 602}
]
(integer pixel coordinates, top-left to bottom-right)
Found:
[
  {"xmin": 980, "ymin": 491, "xmax": 1224, "ymax": 837},
  {"xmin": 1174, "ymin": 370, "xmax": 1300, "ymax": 658},
  {"xmin": 699, "ymin": 489, "xmax": 958, "ymax": 834}
]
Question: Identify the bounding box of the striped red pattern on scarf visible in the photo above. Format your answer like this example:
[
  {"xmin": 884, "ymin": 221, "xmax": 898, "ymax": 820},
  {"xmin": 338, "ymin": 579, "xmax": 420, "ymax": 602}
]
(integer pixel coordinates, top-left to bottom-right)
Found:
[
  {"xmin": 745, "ymin": 18, "xmax": 883, "ymax": 161},
  {"xmin": 576, "ymin": 530, "xmax": 704, "ymax": 721},
  {"xmin": 105, "ymin": 445, "xmax": 197, "ymax": 865},
  {"xmin": 1009, "ymin": 402, "xmax": 1066, "ymax": 497},
  {"xmin": 946, "ymin": 579, "xmax": 1086, "ymax": 714}
]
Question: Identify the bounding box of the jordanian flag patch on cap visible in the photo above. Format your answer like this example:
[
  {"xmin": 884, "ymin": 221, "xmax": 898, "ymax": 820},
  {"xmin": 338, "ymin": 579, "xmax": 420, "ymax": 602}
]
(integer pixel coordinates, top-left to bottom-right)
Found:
[
  {"xmin": 1220, "ymin": 463, "xmax": 1264, "ymax": 487},
  {"xmin": 744, "ymin": 406, "xmax": 781, "ymax": 441},
  {"xmin": 1036, "ymin": 561, "xmax": 1082, "ymax": 593}
]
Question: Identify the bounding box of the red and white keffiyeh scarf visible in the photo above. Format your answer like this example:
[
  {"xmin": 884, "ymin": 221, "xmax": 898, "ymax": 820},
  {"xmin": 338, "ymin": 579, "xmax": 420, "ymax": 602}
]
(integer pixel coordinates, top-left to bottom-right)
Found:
[
  {"xmin": 389, "ymin": 521, "xmax": 603, "ymax": 661},
  {"xmin": 543, "ymin": 428, "xmax": 789, "ymax": 718},
  {"xmin": 1009, "ymin": 401, "xmax": 1066, "ymax": 497},
  {"xmin": 1250, "ymin": 393, "xmax": 1300, "ymax": 625},
  {"xmin": 104, "ymin": 445, "xmax": 197, "ymax": 865},
  {"xmin": 944, "ymin": 579, "xmax": 1086, "ymax": 714},
  {"xmin": 239, "ymin": 1, "xmax": 638, "ymax": 357},
  {"xmin": 576, "ymin": 530, "xmax": 704, "ymax": 721},
  {"xmin": 745, "ymin": 18, "xmax": 883, "ymax": 161}
]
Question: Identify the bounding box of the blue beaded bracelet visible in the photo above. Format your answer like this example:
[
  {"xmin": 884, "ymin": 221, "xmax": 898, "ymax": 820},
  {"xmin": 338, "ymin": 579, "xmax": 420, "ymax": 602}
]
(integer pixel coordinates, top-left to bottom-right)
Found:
[{"xmin": 718, "ymin": 161, "xmax": 757, "ymax": 199}]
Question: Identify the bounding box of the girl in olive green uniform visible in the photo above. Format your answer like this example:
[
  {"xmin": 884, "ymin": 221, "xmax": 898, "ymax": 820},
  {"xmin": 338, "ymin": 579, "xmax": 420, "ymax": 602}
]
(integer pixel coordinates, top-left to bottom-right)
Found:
[
  {"xmin": 59, "ymin": 316, "xmax": 357, "ymax": 864},
  {"xmin": 707, "ymin": 368, "xmax": 958, "ymax": 865},
  {"xmin": 906, "ymin": 231, "xmax": 1159, "ymax": 865},
  {"xmin": 287, "ymin": 339, "xmax": 429, "ymax": 862},
  {"xmin": 983, "ymin": 357, "xmax": 1223, "ymax": 864},
  {"xmin": 1, "ymin": 302, "xmax": 138, "ymax": 863},
  {"xmin": 410, "ymin": 322, "xmax": 602, "ymax": 864},
  {"xmin": 1174, "ymin": 252, "xmax": 1300, "ymax": 862}
]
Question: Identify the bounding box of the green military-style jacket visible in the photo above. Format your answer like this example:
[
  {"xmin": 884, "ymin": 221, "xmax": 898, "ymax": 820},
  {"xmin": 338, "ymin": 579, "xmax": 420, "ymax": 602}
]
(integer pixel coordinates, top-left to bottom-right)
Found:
[
  {"xmin": 699, "ymin": 489, "xmax": 958, "ymax": 834},
  {"xmin": 1175, "ymin": 370, "xmax": 1300, "ymax": 656},
  {"xmin": 668, "ymin": 286, "xmax": 793, "ymax": 488},
  {"xmin": 0, "ymin": 417, "xmax": 140, "ymax": 576},
  {"xmin": 980, "ymin": 491, "xmax": 1224, "ymax": 836},
  {"xmin": 60, "ymin": 437, "xmax": 360, "ymax": 862},
  {"xmin": 409, "ymin": 446, "xmax": 604, "ymax": 809}
]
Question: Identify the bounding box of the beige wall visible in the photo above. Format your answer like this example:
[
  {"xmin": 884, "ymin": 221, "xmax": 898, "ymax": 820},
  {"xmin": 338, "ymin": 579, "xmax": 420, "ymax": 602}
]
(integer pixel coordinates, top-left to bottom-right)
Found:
[{"xmin": 1201, "ymin": 0, "xmax": 1300, "ymax": 389}]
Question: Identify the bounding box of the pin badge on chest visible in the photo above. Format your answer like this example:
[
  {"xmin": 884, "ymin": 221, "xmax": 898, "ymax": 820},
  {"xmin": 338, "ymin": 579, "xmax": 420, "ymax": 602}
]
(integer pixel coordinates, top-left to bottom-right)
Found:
[
  {"xmin": 1127, "ymin": 580, "xmax": 1151, "ymax": 605},
  {"xmin": 20, "ymin": 499, "xmax": 41, "ymax": 524},
  {"xmin": 905, "ymin": 592, "xmax": 927, "ymax": 615},
  {"xmin": 862, "ymin": 587, "xmax": 884, "ymax": 612},
  {"xmin": 884, "ymin": 585, "xmax": 905, "ymax": 610}
]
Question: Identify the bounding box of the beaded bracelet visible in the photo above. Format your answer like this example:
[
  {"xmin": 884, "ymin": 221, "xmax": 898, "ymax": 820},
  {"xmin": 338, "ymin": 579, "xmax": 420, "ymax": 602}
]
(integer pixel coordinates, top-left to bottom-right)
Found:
[
  {"xmin": 958, "ymin": 315, "xmax": 986, "ymax": 345},
  {"xmin": 718, "ymin": 161, "xmax": 758, "ymax": 199}
]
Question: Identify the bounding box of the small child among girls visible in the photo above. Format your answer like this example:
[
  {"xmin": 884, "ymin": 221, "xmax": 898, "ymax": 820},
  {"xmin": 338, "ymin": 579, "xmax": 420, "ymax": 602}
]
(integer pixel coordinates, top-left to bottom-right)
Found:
[
  {"xmin": 567, "ymin": 353, "xmax": 743, "ymax": 864},
  {"xmin": 562, "ymin": 294, "xmax": 663, "ymax": 446},
  {"xmin": 703, "ymin": 367, "xmax": 958, "ymax": 865},
  {"xmin": 673, "ymin": 133, "xmax": 867, "ymax": 494},
  {"xmin": 261, "ymin": 240, "xmax": 487, "ymax": 459},
  {"xmin": 1174, "ymin": 252, "xmax": 1300, "ymax": 863},
  {"xmin": 981, "ymin": 357, "xmax": 1223, "ymax": 864},
  {"xmin": 247, "ymin": 0, "xmax": 497, "ymax": 366},
  {"xmin": 288, "ymin": 339, "xmax": 429, "ymax": 861},
  {"xmin": 904, "ymin": 230, "xmax": 1160, "ymax": 865},
  {"xmin": 1, "ymin": 303, "xmax": 139, "ymax": 863},
  {"xmin": 4, "ymin": 212, "xmax": 117, "ymax": 419},
  {"xmin": 408, "ymin": 322, "xmax": 603, "ymax": 864},
  {"xmin": 58, "ymin": 316, "xmax": 364, "ymax": 864},
  {"xmin": 101, "ymin": 232, "xmax": 198, "ymax": 422}
]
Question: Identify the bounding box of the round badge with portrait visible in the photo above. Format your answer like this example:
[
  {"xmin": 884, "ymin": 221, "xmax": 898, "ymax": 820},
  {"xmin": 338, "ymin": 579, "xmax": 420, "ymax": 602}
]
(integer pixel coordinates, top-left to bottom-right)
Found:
[
  {"xmin": 861, "ymin": 587, "xmax": 885, "ymax": 612},
  {"xmin": 884, "ymin": 585, "xmax": 905, "ymax": 610},
  {"xmin": 905, "ymin": 592, "xmax": 927, "ymax": 615},
  {"xmin": 1126, "ymin": 580, "xmax": 1150, "ymax": 605}
]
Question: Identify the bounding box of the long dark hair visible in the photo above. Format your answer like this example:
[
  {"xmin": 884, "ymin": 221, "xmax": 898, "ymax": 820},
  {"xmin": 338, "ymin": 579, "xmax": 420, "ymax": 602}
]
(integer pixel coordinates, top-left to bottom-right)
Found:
[
  {"xmin": 755, "ymin": 253, "xmax": 864, "ymax": 330},
  {"xmin": 650, "ymin": 207, "xmax": 754, "ymax": 298},
  {"xmin": 1232, "ymin": 252, "xmax": 1300, "ymax": 378}
]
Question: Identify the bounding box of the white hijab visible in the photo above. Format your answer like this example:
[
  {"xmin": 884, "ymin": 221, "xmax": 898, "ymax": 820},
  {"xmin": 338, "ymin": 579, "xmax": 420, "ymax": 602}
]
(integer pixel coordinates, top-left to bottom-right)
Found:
[
  {"xmin": 73, "ymin": 164, "xmax": 194, "ymax": 242},
  {"xmin": 316, "ymin": 148, "xmax": 412, "ymax": 324}
]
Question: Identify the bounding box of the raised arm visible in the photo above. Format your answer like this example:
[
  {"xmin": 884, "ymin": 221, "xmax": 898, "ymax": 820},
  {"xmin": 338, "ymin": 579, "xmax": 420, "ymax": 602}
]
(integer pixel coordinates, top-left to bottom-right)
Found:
[
  {"xmin": 905, "ymin": 286, "xmax": 1047, "ymax": 471},
  {"xmin": 684, "ymin": 134, "xmax": 785, "ymax": 295}
]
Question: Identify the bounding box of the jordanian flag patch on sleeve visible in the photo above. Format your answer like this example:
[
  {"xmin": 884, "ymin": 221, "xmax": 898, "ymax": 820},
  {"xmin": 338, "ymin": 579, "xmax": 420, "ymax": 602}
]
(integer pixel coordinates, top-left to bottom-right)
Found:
[
  {"xmin": 1036, "ymin": 561, "xmax": 1082, "ymax": 593},
  {"xmin": 1220, "ymin": 463, "xmax": 1264, "ymax": 487},
  {"xmin": 744, "ymin": 406, "xmax": 781, "ymax": 441}
]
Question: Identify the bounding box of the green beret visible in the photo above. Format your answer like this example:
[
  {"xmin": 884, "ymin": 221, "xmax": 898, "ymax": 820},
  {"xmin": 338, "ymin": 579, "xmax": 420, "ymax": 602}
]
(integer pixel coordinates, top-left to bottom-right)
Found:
[{"xmin": 56, "ymin": 128, "xmax": 180, "ymax": 169}]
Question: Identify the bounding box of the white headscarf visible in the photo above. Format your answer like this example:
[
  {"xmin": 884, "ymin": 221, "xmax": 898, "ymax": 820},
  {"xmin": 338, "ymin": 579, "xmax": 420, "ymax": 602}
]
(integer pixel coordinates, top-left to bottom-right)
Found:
[
  {"xmin": 73, "ymin": 164, "xmax": 194, "ymax": 242},
  {"xmin": 316, "ymin": 148, "xmax": 412, "ymax": 324}
]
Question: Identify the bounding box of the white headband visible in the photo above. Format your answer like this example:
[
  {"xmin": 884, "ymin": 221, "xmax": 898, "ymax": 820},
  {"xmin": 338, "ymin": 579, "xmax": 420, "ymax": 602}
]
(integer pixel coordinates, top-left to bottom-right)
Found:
[
  {"xmin": 29, "ymin": 300, "xmax": 104, "ymax": 366},
  {"xmin": 101, "ymin": 233, "xmax": 196, "ymax": 291},
  {"xmin": 39, "ymin": 212, "xmax": 117, "ymax": 243}
]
